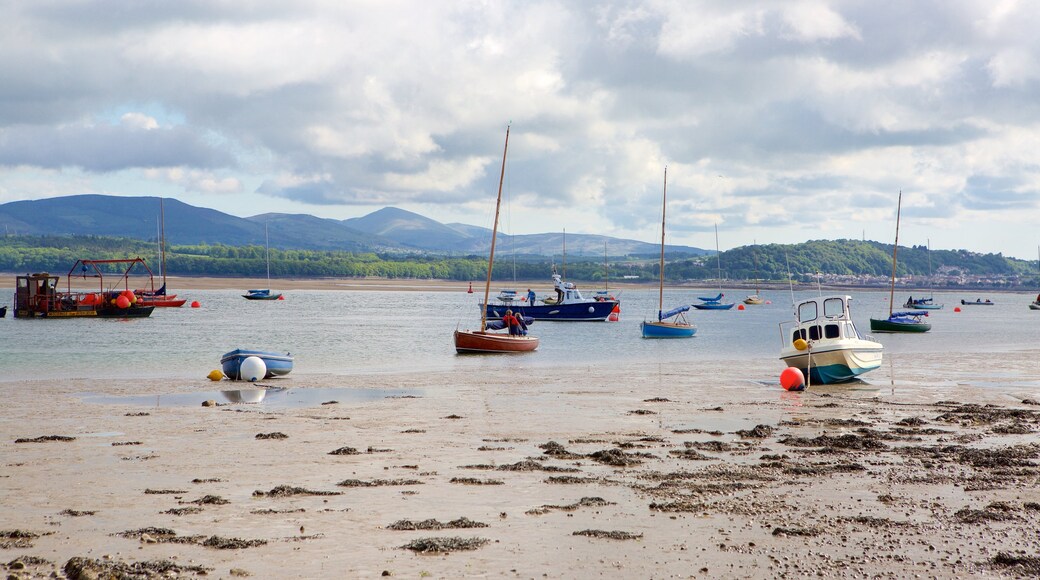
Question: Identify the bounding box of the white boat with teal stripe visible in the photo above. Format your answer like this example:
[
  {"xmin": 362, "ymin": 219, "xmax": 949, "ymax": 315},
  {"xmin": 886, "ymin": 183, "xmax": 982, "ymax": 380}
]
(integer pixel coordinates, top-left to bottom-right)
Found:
[{"xmin": 779, "ymin": 295, "xmax": 883, "ymax": 385}]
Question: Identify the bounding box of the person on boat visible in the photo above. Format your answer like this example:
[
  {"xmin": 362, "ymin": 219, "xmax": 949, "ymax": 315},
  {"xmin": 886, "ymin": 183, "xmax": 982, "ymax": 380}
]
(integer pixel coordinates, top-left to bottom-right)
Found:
[
  {"xmin": 552, "ymin": 274, "xmax": 564, "ymax": 304},
  {"xmin": 527, "ymin": 288, "xmax": 536, "ymax": 306},
  {"xmin": 503, "ymin": 310, "xmax": 521, "ymax": 336}
]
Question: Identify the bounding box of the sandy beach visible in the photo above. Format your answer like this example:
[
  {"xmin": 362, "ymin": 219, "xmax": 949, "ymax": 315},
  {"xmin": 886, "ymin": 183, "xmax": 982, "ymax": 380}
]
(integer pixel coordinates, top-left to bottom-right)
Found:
[{"xmin": 3, "ymin": 355, "xmax": 1040, "ymax": 579}]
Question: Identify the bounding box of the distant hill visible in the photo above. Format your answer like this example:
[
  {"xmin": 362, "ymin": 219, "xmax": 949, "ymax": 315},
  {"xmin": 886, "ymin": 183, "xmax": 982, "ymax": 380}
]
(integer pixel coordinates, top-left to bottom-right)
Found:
[{"xmin": 0, "ymin": 195, "xmax": 708, "ymax": 256}]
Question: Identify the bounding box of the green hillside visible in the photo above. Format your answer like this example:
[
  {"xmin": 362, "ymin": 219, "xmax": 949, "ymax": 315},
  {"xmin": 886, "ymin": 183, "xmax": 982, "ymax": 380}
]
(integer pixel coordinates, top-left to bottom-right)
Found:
[{"xmin": 1, "ymin": 235, "xmax": 1036, "ymax": 288}]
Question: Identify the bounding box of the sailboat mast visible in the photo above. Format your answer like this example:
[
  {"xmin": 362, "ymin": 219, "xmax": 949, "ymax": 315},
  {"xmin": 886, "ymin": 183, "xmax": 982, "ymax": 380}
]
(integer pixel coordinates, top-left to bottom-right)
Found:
[
  {"xmin": 887, "ymin": 190, "xmax": 902, "ymax": 317},
  {"xmin": 159, "ymin": 197, "xmax": 167, "ymax": 288},
  {"xmin": 481, "ymin": 125, "xmax": 510, "ymax": 332},
  {"xmin": 265, "ymin": 222, "xmax": 271, "ymax": 286},
  {"xmin": 604, "ymin": 240, "xmax": 608, "ymax": 292},
  {"xmin": 562, "ymin": 228, "xmax": 567, "ymax": 281},
  {"xmin": 714, "ymin": 223, "xmax": 722, "ymax": 292},
  {"xmin": 658, "ymin": 167, "xmax": 667, "ymax": 314}
]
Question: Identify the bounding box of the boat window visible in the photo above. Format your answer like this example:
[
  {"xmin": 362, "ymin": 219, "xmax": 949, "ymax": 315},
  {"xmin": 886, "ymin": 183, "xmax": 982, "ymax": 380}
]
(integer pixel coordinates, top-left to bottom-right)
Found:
[
  {"xmin": 798, "ymin": 301, "xmax": 818, "ymax": 322},
  {"xmin": 846, "ymin": 322, "xmax": 858, "ymax": 339},
  {"xmin": 823, "ymin": 298, "xmax": 845, "ymax": 318},
  {"xmin": 808, "ymin": 325, "xmax": 822, "ymax": 341},
  {"xmin": 825, "ymin": 324, "xmax": 840, "ymax": 339},
  {"xmin": 792, "ymin": 328, "xmax": 807, "ymax": 342}
]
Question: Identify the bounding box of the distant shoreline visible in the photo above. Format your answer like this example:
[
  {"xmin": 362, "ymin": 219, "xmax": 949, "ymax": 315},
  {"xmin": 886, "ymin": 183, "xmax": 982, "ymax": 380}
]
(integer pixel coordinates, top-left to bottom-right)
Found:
[{"xmin": 0, "ymin": 272, "xmax": 1030, "ymax": 293}]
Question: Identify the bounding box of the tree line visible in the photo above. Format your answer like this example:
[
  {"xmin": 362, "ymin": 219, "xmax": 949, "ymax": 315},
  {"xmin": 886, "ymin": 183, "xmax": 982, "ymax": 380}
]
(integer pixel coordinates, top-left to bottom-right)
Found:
[{"xmin": 0, "ymin": 234, "xmax": 1036, "ymax": 286}]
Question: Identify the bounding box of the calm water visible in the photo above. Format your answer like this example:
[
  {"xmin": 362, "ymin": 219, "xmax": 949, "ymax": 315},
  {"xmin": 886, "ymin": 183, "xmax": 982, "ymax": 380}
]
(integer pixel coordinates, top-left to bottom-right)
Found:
[{"xmin": 1, "ymin": 286, "xmax": 1038, "ymax": 388}]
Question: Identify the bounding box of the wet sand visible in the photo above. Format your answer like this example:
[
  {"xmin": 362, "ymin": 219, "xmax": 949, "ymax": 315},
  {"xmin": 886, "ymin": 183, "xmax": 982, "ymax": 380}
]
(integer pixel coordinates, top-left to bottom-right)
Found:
[{"xmin": 3, "ymin": 358, "xmax": 1040, "ymax": 579}]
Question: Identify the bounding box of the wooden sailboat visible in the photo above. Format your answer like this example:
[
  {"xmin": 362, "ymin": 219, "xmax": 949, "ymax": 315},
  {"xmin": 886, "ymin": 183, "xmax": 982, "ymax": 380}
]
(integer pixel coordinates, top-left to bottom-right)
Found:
[
  {"xmin": 641, "ymin": 167, "xmax": 695, "ymax": 338},
  {"xmin": 693, "ymin": 223, "xmax": 734, "ymax": 309},
  {"xmin": 455, "ymin": 125, "xmax": 539, "ymax": 353},
  {"xmin": 870, "ymin": 190, "xmax": 930, "ymax": 332},
  {"xmin": 743, "ymin": 239, "xmax": 764, "ymax": 305},
  {"xmin": 243, "ymin": 223, "xmax": 283, "ymax": 300}
]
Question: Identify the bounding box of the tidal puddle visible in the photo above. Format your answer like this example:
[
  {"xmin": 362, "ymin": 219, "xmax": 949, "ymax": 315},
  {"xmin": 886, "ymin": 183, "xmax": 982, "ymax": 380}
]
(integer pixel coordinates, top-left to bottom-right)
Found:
[{"xmin": 79, "ymin": 386, "xmax": 420, "ymax": 409}]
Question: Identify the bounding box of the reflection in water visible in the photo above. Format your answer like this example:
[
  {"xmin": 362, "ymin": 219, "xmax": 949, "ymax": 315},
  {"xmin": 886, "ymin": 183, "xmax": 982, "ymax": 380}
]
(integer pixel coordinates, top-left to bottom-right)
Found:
[
  {"xmin": 79, "ymin": 386, "xmax": 418, "ymax": 409},
  {"xmin": 221, "ymin": 387, "xmax": 284, "ymax": 404}
]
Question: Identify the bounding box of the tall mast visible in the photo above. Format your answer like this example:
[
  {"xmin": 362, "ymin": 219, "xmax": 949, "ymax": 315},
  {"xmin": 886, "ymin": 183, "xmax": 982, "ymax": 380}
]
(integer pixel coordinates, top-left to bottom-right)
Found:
[
  {"xmin": 265, "ymin": 222, "xmax": 271, "ymax": 286},
  {"xmin": 159, "ymin": 197, "xmax": 167, "ymax": 288},
  {"xmin": 714, "ymin": 223, "xmax": 722, "ymax": 292},
  {"xmin": 887, "ymin": 190, "xmax": 902, "ymax": 317},
  {"xmin": 562, "ymin": 228, "xmax": 567, "ymax": 281},
  {"xmin": 604, "ymin": 240, "xmax": 609, "ymax": 292},
  {"xmin": 658, "ymin": 167, "xmax": 667, "ymax": 314},
  {"xmin": 481, "ymin": 124, "xmax": 510, "ymax": 332}
]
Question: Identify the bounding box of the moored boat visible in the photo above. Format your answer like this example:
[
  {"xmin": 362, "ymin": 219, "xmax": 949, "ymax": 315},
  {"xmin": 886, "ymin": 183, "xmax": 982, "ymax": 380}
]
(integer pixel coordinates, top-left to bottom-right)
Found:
[
  {"xmin": 960, "ymin": 299, "xmax": 994, "ymax": 305},
  {"xmin": 483, "ymin": 275, "xmax": 618, "ymax": 321},
  {"xmin": 14, "ymin": 261, "xmax": 157, "ymax": 319},
  {"xmin": 903, "ymin": 296, "xmax": 942, "ymax": 310},
  {"xmin": 870, "ymin": 311, "xmax": 931, "ymax": 333},
  {"xmin": 641, "ymin": 167, "xmax": 695, "ymax": 339},
  {"xmin": 454, "ymin": 124, "xmax": 539, "ymax": 354},
  {"xmin": 870, "ymin": 190, "xmax": 931, "ymax": 333},
  {"xmin": 220, "ymin": 349, "xmax": 294, "ymax": 379},
  {"xmin": 693, "ymin": 292, "xmax": 734, "ymax": 310},
  {"xmin": 779, "ymin": 295, "xmax": 883, "ymax": 384}
]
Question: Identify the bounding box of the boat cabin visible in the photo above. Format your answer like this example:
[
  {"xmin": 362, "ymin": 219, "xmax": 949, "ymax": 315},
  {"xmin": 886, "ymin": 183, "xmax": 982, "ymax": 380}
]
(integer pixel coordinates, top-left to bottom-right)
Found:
[
  {"xmin": 784, "ymin": 295, "xmax": 865, "ymax": 345},
  {"xmin": 14, "ymin": 273, "xmax": 98, "ymax": 318}
]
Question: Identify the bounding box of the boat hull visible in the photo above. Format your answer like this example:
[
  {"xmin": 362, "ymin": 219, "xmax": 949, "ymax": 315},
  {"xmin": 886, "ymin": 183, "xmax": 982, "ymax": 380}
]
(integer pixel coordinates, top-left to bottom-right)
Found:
[
  {"xmin": 693, "ymin": 302, "xmax": 734, "ymax": 310},
  {"xmin": 243, "ymin": 293, "xmax": 282, "ymax": 301},
  {"xmin": 454, "ymin": 329, "xmax": 539, "ymax": 353},
  {"xmin": 779, "ymin": 343, "xmax": 884, "ymax": 384},
  {"xmin": 960, "ymin": 300, "xmax": 994, "ymax": 305},
  {"xmin": 641, "ymin": 321, "xmax": 696, "ymax": 338},
  {"xmin": 869, "ymin": 318, "xmax": 931, "ymax": 333},
  {"xmin": 1030, "ymin": 302, "xmax": 1040, "ymax": 310},
  {"xmin": 905, "ymin": 303, "xmax": 942, "ymax": 310},
  {"xmin": 138, "ymin": 298, "xmax": 186, "ymax": 307},
  {"xmin": 743, "ymin": 296, "xmax": 763, "ymax": 305},
  {"xmin": 220, "ymin": 349, "xmax": 294, "ymax": 379},
  {"xmin": 484, "ymin": 300, "xmax": 617, "ymax": 321}
]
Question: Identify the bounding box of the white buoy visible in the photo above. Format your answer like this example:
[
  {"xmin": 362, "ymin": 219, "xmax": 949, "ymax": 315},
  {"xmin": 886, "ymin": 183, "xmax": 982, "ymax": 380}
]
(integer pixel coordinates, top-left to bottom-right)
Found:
[{"xmin": 239, "ymin": 356, "xmax": 267, "ymax": 382}]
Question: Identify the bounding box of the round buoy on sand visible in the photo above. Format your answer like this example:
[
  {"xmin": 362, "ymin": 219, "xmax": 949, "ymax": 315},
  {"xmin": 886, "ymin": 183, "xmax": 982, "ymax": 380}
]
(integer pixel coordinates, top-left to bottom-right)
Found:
[
  {"xmin": 780, "ymin": 367, "xmax": 805, "ymax": 391},
  {"xmin": 239, "ymin": 357, "xmax": 266, "ymax": 382},
  {"xmin": 207, "ymin": 369, "xmax": 224, "ymax": 381}
]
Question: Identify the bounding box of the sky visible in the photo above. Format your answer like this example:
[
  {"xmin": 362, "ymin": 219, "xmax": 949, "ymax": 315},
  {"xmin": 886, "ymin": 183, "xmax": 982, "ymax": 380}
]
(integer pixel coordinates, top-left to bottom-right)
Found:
[{"xmin": 1, "ymin": 1, "xmax": 1039, "ymax": 259}]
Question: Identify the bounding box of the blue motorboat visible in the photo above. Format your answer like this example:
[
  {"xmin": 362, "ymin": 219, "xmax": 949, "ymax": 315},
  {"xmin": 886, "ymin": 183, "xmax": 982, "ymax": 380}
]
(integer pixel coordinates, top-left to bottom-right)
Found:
[
  {"xmin": 220, "ymin": 349, "xmax": 294, "ymax": 380},
  {"xmin": 692, "ymin": 293, "xmax": 734, "ymax": 310},
  {"xmin": 483, "ymin": 270, "xmax": 619, "ymax": 321}
]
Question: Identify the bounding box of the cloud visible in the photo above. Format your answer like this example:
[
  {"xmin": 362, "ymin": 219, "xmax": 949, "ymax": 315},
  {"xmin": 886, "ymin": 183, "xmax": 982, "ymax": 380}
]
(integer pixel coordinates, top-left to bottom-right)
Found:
[{"xmin": 0, "ymin": 1, "xmax": 1039, "ymax": 256}]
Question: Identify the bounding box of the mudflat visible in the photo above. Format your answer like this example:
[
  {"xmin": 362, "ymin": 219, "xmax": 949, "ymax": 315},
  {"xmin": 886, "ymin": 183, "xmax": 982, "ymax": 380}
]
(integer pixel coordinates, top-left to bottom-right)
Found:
[{"xmin": 3, "ymin": 360, "xmax": 1040, "ymax": 578}]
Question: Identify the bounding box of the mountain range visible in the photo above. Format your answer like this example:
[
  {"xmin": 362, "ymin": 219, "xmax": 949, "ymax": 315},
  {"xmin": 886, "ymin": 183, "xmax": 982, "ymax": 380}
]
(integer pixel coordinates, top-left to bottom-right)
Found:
[{"xmin": 0, "ymin": 195, "xmax": 708, "ymax": 257}]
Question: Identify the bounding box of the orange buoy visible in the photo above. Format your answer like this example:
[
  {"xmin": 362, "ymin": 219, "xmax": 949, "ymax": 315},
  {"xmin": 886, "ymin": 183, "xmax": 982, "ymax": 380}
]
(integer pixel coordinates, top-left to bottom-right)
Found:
[
  {"xmin": 780, "ymin": 367, "xmax": 805, "ymax": 391},
  {"xmin": 607, "ymin": 303, "xmax": 620, "ymax": 322},
  {"xmin": 954, "ymin": 307, "xmax": 961, "ymax": 312},
  {"xmin": 191, "ymin": 301, "xmax": 200, "ymax": 308},
  {"xmin": 737, "ymin": 304, "xmax": 745, "ymax": 310},
  {"xmin": 277, "ymin": 295, "xmax": 285, "ymax": 300},
  {"xmin": 115, "ymin": 295, "xmax": 130, "ymax": 309}
]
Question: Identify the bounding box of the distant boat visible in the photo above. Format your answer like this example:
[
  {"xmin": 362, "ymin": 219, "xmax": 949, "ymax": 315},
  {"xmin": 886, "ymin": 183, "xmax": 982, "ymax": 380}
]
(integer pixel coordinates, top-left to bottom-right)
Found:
[
  {"xmin": 903, "ymin": 239, "xmax": 942, "ymax": 310},
  {"xmin": 0, "ymin": 305, "xmax": 6, "ymax": 318},
  {"xmin": 870, "ymin": 191, "xmax": 931, "ymax": 333},
  {"xmin": 454, "ymin": 125, "xmax": 539, "ymax": 354},
  {"xmin": 136, "ymin": 198, "xmax": 186, "ymax": 307},
  {"xmin": 693, "ymin": 224, "xmax": 734, "ymax": 310},
  {"xmin": 220, "ymin": 349, "xmax": 294, "ymax": 380},
  {"xmin": 780, "ymin": 295, "xmax": 883, "ymax": 384},
  {"xmin": 244, "ymin": 223, "xmax": 282, "ymax": 301},
  {"xmin": 743, "ymin": 240, "xmax": 764, "ymax": 305},
  {"xmin": 960, "ymin": 298, "xmax": 994, "ymax": 306},
  {"xmin": 641, "ymin": 167, "xmax": 695, "ymax": 339},
  {"xmin": 1030, "ymin": 246, "xmax": 1040, "ymax": 311}
]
